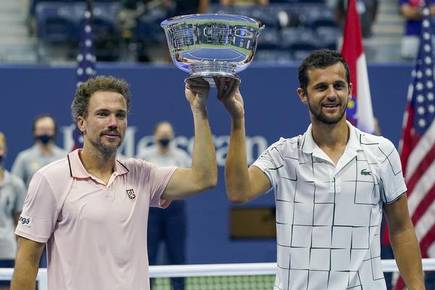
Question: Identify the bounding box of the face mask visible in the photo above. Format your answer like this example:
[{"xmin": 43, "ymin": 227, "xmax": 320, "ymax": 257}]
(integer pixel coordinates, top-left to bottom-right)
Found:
[
  {"xmin": 158, "ymin": 138, "xmax": 171, "ymax": 148},
  {"xmin": 0, "ymin": 155, "xmax": 3, "ymax": 165},
  {"xmin": 36, "ymin": 134, "xmax": 54, "ymax": 145}
]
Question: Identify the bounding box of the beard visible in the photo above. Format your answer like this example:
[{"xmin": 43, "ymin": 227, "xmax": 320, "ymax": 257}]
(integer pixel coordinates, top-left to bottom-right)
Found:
[
  {"xmin": 88, "ymin": 132, "xmax": 123, "ymax": 158},
  {"xmin": 307, "ymin": 98, "xmax": 347, "ymax": 125}
]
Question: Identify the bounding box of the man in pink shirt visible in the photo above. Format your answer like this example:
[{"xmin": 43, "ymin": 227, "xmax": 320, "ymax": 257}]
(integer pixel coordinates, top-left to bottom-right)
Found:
[{"xmin": 11, "ymin": 76, "xmax": 221, "ymax": 290}]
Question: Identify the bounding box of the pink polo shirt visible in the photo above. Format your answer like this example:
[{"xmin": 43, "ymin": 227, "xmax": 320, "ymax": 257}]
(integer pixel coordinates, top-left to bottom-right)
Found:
[{"xmin": 16, "ymin": 149, "xmax": 176, "ymax": 290}]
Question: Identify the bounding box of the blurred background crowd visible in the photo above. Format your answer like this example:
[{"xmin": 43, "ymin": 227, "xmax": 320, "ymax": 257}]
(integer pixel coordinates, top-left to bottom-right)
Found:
[{"xmin": 1, "ymin": 0, "xmax": 430, "ymax": 65}]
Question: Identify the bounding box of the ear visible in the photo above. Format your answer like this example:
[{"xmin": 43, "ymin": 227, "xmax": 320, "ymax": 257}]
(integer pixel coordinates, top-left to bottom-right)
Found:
[
  {"xmin": 77, "ymin": 117, "xmax": 86, "ymax": 135},
  {"xmin": 297, "ymin": 88, "xmax": 308, "ymax": 105},
  {"xmin": 347, "ymin": 82, "xmax": 353, "ymax": 101}
]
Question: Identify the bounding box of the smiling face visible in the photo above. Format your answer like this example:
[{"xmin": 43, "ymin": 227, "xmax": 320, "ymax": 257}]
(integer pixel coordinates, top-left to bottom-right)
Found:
[
  {"xmin": 77, "ymin": 91, "xmax": 127, "ymax": 156},
  {"xmin": 298, "ymin": 62, "xmax": 352, "ymax": 125}
]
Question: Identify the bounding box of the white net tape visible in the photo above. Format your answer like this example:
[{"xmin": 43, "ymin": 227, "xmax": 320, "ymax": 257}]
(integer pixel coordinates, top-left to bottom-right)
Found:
[{"xmin": 1, "ymin": 259, "xmax": 434, "ymax": 290}]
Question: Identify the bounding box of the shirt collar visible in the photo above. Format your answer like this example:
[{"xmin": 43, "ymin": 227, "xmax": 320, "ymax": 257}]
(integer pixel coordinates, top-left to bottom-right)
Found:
[
  {"xmin": 301, "ymin": 121, "xmax": 362, "ymax": 158},
  {"xmin": 67, "ymin": 149, "xmax": 129, "ymax": 179}
]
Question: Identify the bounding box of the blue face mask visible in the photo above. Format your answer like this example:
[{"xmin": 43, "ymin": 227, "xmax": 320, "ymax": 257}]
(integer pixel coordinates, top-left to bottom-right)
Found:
[
  {"xmin": 36, "ymin": 134, "xmax": 54, "ymax": 145},
  {"xmin": 158, "ymin": 138, "xmax": 171, "ymax": 148}
]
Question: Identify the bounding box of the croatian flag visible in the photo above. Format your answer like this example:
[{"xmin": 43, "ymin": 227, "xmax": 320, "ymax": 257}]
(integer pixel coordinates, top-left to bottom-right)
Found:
[{"xmin": 340, "ymin": 0, "xmax": 376, "ymax": 134}]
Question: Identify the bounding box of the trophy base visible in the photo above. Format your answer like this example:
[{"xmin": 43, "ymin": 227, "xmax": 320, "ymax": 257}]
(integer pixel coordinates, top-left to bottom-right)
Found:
[
  {"xmin": 188, "ymin": 74, "xmax": 240, "ymax": 87},
  {"xmin": 190, "ymin": 62, "xmax": 239, "ymax": 87}
]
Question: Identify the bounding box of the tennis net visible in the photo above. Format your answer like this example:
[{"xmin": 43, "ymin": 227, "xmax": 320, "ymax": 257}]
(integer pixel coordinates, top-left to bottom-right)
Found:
[{"xmin": 1, "ymin": 259, "xmax": 434, "ymax": 290}]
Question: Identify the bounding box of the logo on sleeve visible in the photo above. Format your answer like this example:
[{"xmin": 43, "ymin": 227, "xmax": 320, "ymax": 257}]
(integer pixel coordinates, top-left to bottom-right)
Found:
[
  {"xmin": 126, "ymin": 189, "xmax": 136, "ymax": 200},
  {"xmin": 19, "ymin": 216, "xmax": 31, "ymax": 225}
]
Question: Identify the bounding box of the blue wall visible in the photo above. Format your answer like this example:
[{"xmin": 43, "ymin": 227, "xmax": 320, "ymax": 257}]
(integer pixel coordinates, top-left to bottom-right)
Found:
[{"xmin": 0, "ymin": 63, "xmax": 413, "ymax": 263}]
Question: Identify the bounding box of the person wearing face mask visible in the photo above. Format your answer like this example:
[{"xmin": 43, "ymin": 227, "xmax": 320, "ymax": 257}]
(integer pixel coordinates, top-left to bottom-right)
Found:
[
  {"xmin": 136, "ymin": 121, "xmax": 191, "ymax": 290},
  {"xmin": 11, "ymin": 114, "xmax": 67, "ymax": 187},
  {"xmin": 0, "ymin": 132, "xmax": 26, "ymax": 290}
]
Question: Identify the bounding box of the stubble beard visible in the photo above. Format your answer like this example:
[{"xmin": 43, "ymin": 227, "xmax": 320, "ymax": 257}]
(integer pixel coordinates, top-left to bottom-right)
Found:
[
  {"xmin": 308, "ymin": 100, "xmax": 347, "ymax": 125},
  {"xmin": 90, "ymin": 135, "xmax": 123, "ymax": 159}
]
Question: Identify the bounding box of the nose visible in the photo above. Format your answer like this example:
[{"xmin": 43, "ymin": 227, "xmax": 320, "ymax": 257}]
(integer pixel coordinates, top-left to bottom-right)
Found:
[
  {"xmin": 326, "ymin": 85, "xmax": 338, "ymax": 99},
  {"xmin": 107, "ymin": 114, "xmax": 118, "ymax": 129}
]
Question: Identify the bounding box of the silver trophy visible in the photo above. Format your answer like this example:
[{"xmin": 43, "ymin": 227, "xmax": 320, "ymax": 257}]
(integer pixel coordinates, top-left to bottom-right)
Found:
[{"xmin": 161, "ymin": 13, "xmax": 264, "ymax": 85}]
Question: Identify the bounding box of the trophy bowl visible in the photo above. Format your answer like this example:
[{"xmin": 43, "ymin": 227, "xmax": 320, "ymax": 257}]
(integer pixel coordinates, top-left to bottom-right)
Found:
[{"xmin": 161, "ymin": 13, "xmax": 264, "ymax": 84}]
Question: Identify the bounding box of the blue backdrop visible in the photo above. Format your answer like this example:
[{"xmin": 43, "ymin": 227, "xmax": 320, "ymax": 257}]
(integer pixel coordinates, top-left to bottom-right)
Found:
[{"xmin": 0, "ymin": 63, "xmax": 412, "ymax": 263}]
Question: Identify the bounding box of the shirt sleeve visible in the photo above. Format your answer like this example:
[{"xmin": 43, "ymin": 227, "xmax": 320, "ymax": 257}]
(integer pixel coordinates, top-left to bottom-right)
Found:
[
  {"xmin": 15, "ymin": 171, "xmax": 59, "ymax": 243},
  {"xmin": 252, "ymin": 139, "xmax": 287, "ymax": 192},
  {"xmin": 148, "ymin": 164, "xmax": 176, "ymax": 208},
  {"xmin": 378, "ymin": 139, "xmax": 407, "ymax": 204}
]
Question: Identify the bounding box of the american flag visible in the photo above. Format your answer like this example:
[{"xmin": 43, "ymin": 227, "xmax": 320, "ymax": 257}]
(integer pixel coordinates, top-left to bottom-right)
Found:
[
  {"xmin": 73, "ymin": 0, "xmax": 96, "ymax": 149},
  {"xmin": 395, "ymin": 3, "xmax": 435, "ymax": 290},
  {"xmin": 340, "ymin": 0, "xmax": 376, "ymax": 134}
]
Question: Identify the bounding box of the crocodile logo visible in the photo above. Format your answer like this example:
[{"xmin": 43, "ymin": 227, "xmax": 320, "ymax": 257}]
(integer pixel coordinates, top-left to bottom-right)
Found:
[{"xmin": 361, "ymin": 169, "xmax": 371, "ymax": 176}]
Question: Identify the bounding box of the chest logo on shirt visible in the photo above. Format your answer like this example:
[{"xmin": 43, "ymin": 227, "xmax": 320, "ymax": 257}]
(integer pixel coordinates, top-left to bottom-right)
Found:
[
  {"xmin": 126, "ymin": 189, "xmax": 136, "ymax": 200},
  {"xmin": 361, "ymin": 169, "xmax": 372, "ymax": 176}
]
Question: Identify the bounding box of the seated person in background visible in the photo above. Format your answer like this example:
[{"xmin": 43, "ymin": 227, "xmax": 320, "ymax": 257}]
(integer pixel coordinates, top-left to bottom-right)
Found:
[
  {"xmin": 400, "ymin": 0, "xmax": 435, "ymax": 59},
  {"xmin": 119, "ymin": 0, "xmax": 209, "ymax": 63},
  {"xmin": 333, "ymin": 0, "xmax": 378, "ymax": 38},
  {"xmin": 0, "ymin": 132, "xmax": 26, "ymax": 290}
]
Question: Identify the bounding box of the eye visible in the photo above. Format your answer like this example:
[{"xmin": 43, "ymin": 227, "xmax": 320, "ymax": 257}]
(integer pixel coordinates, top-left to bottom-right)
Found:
[
  {"xmin": 315, "ymin": 84, "xmax": 327, "ymax": 91},
  {"xmin": 116, "ymin": 111, "xmax": 127, "ymax": 119},
  {"xmin": 96, "ymin": 111, "xmax": 109, "ymax": 117},
  {"xmin": 334, "ymin": 82, "xmax": 346, "ymax": 90}
]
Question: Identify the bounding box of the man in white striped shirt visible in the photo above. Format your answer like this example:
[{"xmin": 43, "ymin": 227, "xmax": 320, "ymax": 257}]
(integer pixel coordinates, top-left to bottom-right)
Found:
[{"xmin": 219, "ymin": 49, "xmax": 425, "ymax": 290}]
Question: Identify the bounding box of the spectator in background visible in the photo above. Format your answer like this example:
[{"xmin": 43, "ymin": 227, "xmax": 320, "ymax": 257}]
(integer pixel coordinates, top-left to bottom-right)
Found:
[
  {"xmin": 333, "ymin": 0, "xmax": 378, "ymax": 38},
  {"xmin": 118, "ymin": 0, "xmax": 208, "ymax": 62},
  {"xmin": 137, "ymin": 121, "xmax": 191, "ymax": 290},
  {"xmin": 400, "ymin": 0, "xmax": 435, "ymax": 59},
  {"xmin": 11, "ymin": 114, "xmax": 67, "ymax": 187},
  {"xmin": 0, "ymin": 132, "xmax": 26, "ymax": 290}
]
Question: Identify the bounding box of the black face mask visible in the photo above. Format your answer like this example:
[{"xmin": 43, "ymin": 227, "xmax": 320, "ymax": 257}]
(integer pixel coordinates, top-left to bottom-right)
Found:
[
  {"xmin": 0, "ymin": 155, "xmax": 3, "ymax": 165},
  {"xmin": 158, "ymin": 138, "xmax": 171, "ymax": 148},
  {"xmin": 36, "ymin": 134, "xmax": 54, "ymax": 145}
]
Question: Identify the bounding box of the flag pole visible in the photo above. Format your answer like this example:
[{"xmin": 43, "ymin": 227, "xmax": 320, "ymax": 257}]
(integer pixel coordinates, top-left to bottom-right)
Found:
[{"xmin": 72, "ymin": 0, "xmax": 97, "ymax": 150}]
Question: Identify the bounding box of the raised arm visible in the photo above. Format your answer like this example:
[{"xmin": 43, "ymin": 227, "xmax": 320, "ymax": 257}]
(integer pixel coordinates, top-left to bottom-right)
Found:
[
  {"xmin": 11, "ymin": 237, "xmax": 44, "ymax": 290},
  {"xmin": 384, "ymin": 194, "xmax": 425, "ymax": 290},
  {"xmin": 162, "ymin": 77, "xmax": 217, "ymax": 199},
  {"xmin": 218, "ymin": 78, "xmax": 271, "ymax": 203}
]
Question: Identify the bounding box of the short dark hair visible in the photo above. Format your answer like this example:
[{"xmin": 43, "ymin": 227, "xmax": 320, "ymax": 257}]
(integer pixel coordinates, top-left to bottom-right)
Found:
[
  {"xmin": 32, "ymin": 113, "xmax": 57, "ymax": 134},
  {"xmin": 71, "ymin": 75, "xmax": 131, "ymax": 122},
  {"xmin": 298, "ymin": 49, "xmax": 350, "ymax": 92}
]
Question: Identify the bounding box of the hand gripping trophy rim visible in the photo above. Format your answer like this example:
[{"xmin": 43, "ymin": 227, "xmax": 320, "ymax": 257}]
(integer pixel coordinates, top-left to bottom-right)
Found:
[{"xmin": 161, "ymin": 13, "xmax": 265, "ymax": 86}]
